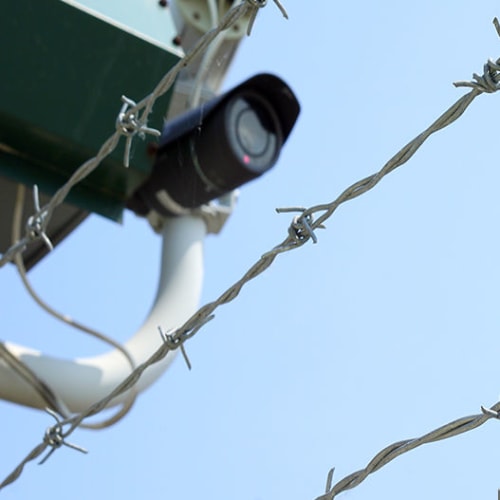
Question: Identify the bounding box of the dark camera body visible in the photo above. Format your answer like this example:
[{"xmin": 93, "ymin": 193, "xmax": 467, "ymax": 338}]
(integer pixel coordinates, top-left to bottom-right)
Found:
[{"xmin": 127, "ymin": 73, "xmax": 300, "ymax": 217}]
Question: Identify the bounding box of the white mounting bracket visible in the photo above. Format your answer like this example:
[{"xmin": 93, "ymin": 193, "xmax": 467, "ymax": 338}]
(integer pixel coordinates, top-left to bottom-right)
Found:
[{"xmin": 0, "ymin": 216, "xmax": 206, "ymax": 413}]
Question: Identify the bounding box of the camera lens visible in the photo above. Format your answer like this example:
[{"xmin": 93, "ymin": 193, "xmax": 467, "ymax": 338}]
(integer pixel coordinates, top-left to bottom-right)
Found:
[{"xmin": 225, "ymin": 92, "xmax": 282, "ymax": 173}]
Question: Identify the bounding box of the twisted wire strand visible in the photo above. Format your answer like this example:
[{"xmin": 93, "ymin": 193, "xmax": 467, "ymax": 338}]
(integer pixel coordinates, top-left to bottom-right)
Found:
[
  {"xmin": 299, "ymin": 88, "xmax": 481, "ymax": 235},
  {"xmin": 1, "ymin": 442, "xmax": 49, "ymax": 488},
  {"xmin": 316, "ymin": 402, "xmax": 500, "ymax": 499},
  {"xmin": 2, "ymin": 52, "xmax": 499, "ymax": 491}
]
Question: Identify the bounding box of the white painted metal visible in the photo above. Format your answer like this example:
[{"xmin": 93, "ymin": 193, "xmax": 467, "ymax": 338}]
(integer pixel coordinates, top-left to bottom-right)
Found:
[{"xmin": 0, "ymin": 216, "xmax": 206, "ymax": 413}]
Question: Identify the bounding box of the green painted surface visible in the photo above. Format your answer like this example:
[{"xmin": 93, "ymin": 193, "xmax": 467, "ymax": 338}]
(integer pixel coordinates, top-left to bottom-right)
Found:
[{"xmin": 0, "ymin": 0, "xmax": 181, "ymax": 220}]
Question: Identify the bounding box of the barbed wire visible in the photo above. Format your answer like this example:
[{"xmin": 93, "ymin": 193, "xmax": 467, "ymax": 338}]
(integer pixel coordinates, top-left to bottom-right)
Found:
[
  {"xmin": 2, "ymin": 49, "xmax": 500, "ymax": 492},
  {"xmin": 1, "ymin": 4, "xmax": 500, "ymax": 498},
  {"xmin": 316, "ymin": 403, "xmax": 500, "ymax": 499}
]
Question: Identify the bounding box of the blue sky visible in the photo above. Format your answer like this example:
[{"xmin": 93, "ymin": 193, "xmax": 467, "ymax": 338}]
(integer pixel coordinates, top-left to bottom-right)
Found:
[{"xmin": 2, "ymin": 1, "xmax": 500, "ymax": 499}]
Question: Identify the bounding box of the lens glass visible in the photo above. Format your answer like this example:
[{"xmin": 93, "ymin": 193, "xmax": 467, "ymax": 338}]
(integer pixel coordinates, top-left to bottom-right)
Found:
[{"xmin": 226, "ymin": 93, "xmax": 283, "ymax": 173}]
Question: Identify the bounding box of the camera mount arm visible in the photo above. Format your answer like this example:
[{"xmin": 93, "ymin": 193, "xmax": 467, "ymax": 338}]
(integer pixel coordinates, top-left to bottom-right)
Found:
[{"xmin": 0, "ymin": 215, "xmax": 206, "ymax": 413}]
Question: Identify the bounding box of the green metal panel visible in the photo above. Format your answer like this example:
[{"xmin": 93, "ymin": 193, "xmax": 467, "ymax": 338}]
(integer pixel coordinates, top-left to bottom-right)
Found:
[{"xmin": 0, "ymin": 0, "xmax": 182, "ymax": 221}]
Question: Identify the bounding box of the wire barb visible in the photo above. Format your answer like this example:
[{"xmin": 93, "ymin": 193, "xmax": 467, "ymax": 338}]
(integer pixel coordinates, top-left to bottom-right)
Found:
[
  {"xmin": 453, "ymin": 18, "xmax": 500, "ymax": 92},
  {"xmin": 116, "ymin": 95, "xmax": 161, "ymax": 167},
  {"xmin": 158, "ymin": 326, "xmax": 192, "ymax": 370},
  {"xmin": 158, "ymin": 315, "xmax": 216, "ymax": 371},
  {"xmin": 481, "ymin": 405, "xmax": 500, "ymax": 418},
  {"xmin": 0, "ymin": 185, "xmax": 54, "ymax": 267},
  {"xmin": 39, "ymin": 408, "xmax": 88, "ymax": 465},
  {"xmin": 493, "ymin": 17, "xmax": 500, "ymax": 38},
  {"xmin": 276, "ymin": 207, "xmax": 324, "ymax": 244},
  {"xmin": 272, "ymin": 0, "xmax": 288, "ymax": 19},
  {"xmin": 26, "ymin": 185, "xmax": 53, "ymax": 252},
  {"xmin": 453, "ymin": 57, "xmax": 500, "ymax": 93},
  {"xmin": 245, "ymin": 0, "xmax": 288, "ymax": 36},
  {"xmin": 325, "ymin": 468, "xmax": 335, "ymax": 494}
]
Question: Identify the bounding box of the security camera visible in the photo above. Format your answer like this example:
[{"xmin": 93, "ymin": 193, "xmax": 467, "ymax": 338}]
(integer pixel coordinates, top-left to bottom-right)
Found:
[{"xmin": 127, "ymin": 73, "xmax": 300, "ymax": 217}]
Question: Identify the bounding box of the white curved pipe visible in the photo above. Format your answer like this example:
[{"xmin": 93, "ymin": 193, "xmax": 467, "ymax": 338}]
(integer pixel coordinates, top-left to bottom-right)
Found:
[{"xmin": 0, "ymin": 215, "xmax": 206, "ymax": 413}]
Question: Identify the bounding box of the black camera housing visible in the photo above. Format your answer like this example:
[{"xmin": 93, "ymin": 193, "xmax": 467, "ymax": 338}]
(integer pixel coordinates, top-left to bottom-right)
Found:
[{"xmin": 127, "ymin": 73, "xmax": 300, "ymax": 216}]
